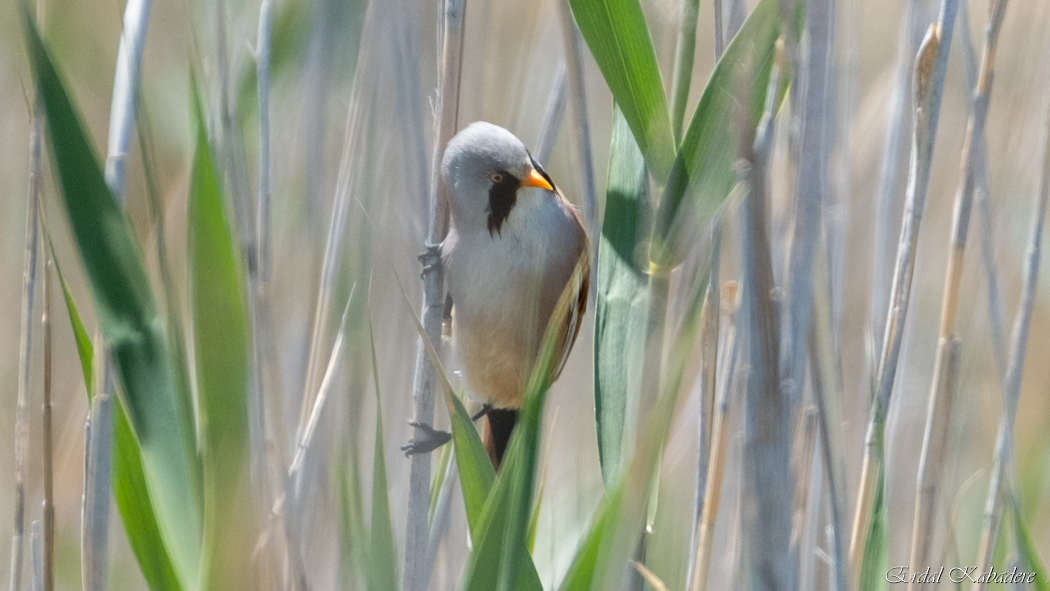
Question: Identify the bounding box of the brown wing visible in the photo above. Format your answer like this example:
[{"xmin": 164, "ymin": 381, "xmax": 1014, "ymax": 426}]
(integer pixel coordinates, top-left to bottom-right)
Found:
[{"xmin": 548, "ymin": 193, "xmax": 590, "ymax": 383}]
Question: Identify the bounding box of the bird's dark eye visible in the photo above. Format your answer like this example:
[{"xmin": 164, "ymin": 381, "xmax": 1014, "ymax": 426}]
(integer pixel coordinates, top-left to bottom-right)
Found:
[{"xmin": 490, "ymin": 173, "xmax": 504, "ymax": 184}]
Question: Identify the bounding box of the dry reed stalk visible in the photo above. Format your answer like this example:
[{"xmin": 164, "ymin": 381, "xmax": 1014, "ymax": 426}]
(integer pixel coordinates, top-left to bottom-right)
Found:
[
  {"xmin": 692, "ymin": 279, "xmax": 743, "ymax": 591},
  {"xmin": 808, "ymin": 245, "xmax": 850, "ymax": 591},
  {"xmin": 82, "ymin": 339, "xmax": 113, "ymax": 591},
  {"xmin": 403, "ymin": 0, "xmax": 465, "ymax": 589},
  {"xmin": 422, "ymin": 455, "xmax": 458, "ymax": 588},
  {"xmin": 559, "ymin": 0, "xmax": 599, "ymax": 257},
  {"xmin": 907, "ymin": 337, "xmax": 961, "ymax": 591},
  {"xmin": 10, "ymin": 76, "xmax": 43, "ymax": 591},
  {"xmin": 256, "ymin": 0, "xmax": 274, "ymax": 289},
  {"xmin": 78, "ymin": 4, "xmax": 159, "ymax": 586},
  {"xmin": 288, "ymin": 291, "xmax": 355, "ymax": 483},
  {"xmin": 690, "ymin": 282, "xmax": 739, "ymax": 591},
  {"xmin": 797, "ymin": 424, "xmax": 823, "ymax": 591},
  {"xmin": 791, "ymin": 409, "xmax": 820, "ymax": 591},
  {"xmin": 42, "ymin": 234, "xmax": 54, "ymax": 591},
  {"xmin": 785, "ymin": 0, "xmax": 833, "ymax": 489},
  {"xmin": 295, "ymin": 7, "xmax": 375, "ymax": 458},
  {"xmin": 739, "ymin": 42, "xmax": 794, "ymax": 590},
  {"xmin": 105, "ymin": 0, "xmax": 152, "ymax": 202},
  {"xmin": 907, "ymin": 1, "xmax": 1008, "ymax": 583},
  {"xmin": 869, "ymin": 0, "xmax": 923, "ymax": 342},
  {"xmin": 849, "ymin": 0, "xmax": 960, "ymax": 575},
  {"xmin": 974, "ymin": 86, "xmax": 1050, "ymax": 587},
  {"xmin": 30, "ymin": 521, "xmax": 42, "ymax": 591},
  {"xmin": 282, "ymin": 14, "xmax": 379, "ymax": 588},
  {"xmin": 535, "ymin": 63, "xmax": 567, "ymax": 166},
  {"xmin": 724, "ymin": 0, "xmax": 746, "ymax": 46},
  {"xmin": 958, "ymin": 0, "xmax": 1007, "ymax": 376},
  {"xmin": 248, "ymin": 4, "xmax": 279, "ymax": 588},
  {"xmin": 685, "ymin": 235, "xmax": 720, "ymax": 590}
]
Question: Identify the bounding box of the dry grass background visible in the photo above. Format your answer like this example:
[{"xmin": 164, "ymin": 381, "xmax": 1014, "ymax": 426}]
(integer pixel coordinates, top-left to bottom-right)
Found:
[{"xmin": 0, "ymin": 0, "xmax": 1049, "ymax": 588}]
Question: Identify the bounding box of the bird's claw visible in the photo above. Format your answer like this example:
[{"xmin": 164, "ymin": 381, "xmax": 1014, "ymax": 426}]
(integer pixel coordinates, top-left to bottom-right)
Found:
[
  {"xmin": 401, "ymin": 420, "xmax": 452, "ymax": 456},
  {"xmin": 418, "ymin": 244, "xmax": 442, "ymax": 279},
  {"xmin": 471, "ymin": 404, "xmax": 493, "ymax": 422}
]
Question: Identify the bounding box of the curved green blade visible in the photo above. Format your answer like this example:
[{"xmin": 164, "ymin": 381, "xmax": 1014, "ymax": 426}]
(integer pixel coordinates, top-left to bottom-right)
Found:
[
  {"xmin": 188, "ymin": 85, "xmax": 254, "ymax": 591},
  {"xmin": 568, "ymin": 0, "xmax": 675, "ymax": 181},
  {"xmin": 23, "ymin": 12, "xmax": 201, "ymax": 586},
  {"xmin": 52, "ymin": 250, "xmax": 183, "ymax": 591}
]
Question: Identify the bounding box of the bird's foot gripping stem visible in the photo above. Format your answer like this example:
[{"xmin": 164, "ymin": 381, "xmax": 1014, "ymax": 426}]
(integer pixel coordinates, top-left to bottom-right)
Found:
[
  {"xmin": 401, "ymin": 420, "xmax": 452, "ymax": 456},
  {"xmin": 471, "ymin": 404, "xmax": 492, "ymax": 422},
  {"xmin": 418, "ymin": 243, "xmax": 442, "ymax": 279}
]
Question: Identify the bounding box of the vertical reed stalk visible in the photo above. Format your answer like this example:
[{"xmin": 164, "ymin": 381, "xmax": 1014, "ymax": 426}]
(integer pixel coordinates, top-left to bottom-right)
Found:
[
  {"xmin": 559, "ymin": 0, "xmax": 599, "ymax": 248},
  {"xmin": 907, "ymin": 336, "xmax": 961, "ymax": 591},
  {"xmin": 403, "ymin": 0, "xmax": 465, "ymax": 589},
  {"xmin": 724, "ymin": 0, "xmax": 746, "ymax": 44},
  {"xmin": 869, "ymin": 0, "xmax": 922, "ymax": 345},
  {"xmin": 282, "ymin": 16, "xmax": 377, "ymax": 588},
  {"xmin": 850, "ymin": 0, "xmax": 960, "ymax": 573},
  {"xmin": 808, "ymin": 248, "xmax": 850, "ymax": 591},
  {"xmin": 685, "ymin": 229, "xmax": 720, "ymax": 590},
  {"xmin": 691, "ymin": 282, "xmax": 738, "ymax": 591},
  {"xmin": 82, "ymin": 339, "xmax": 113, "ymax": 591},
  {"xmin": 974, "ymin": 86, "xmax": 1050, "ymax": 587},
  {"xmin": 105, "ymin": 0, "xmax": 152, "ymax": 202},
  {"xmin": 10, "ymin": 64, "xmax": 43, "ymax": 591},
  {"xmin": 250, "ymin": 6, "xmax": 278, "ymax": 587},
  {"xmin": 713, "ymin": 0, "xmax": 725, "ymax": 60},
  {"xmin": 791, "ymin": 409, "xmax": 819, "ymax": 566},
  {"xmin": 256, "ymin": 0, "xmax": 273, "ymax": 290},
  {"xmin": 907, "ymin": 1, "xmax": 1008, "ymax": 583},
  {"xmin": 212, "ymin": 0, "xmax": 253, "ymax": 247},
  {"xmin": 296, "ymin": 5, "xmax": 374, "ymax": 448},
  {"xmin": 42, "ymin": 234, "xmax": 54, "ymax": 591},
  {"xmin": 958, "ymin": 0, "xmax": 1008, "ymax": 375},
  {"xmin": 738, "ymin": 44, "xmax": 794, "ymax": 591},
  {"xmin": 637, "ymin": 0, "xmax": 705, "ymax": 447},
  {"xmin": 535, "ymin": 64, "xmax": 567, "ymax": 166},
  {"xmin": 30, "ymin": 522, "xmax": 42, "ymax": 591},
  {"xmin": 81, "ymin": 2, "xmax": 157, "ymax": 583},
  {"xmin": 785, "ymin": 0, "xmax": 833, "ymax": 408}
]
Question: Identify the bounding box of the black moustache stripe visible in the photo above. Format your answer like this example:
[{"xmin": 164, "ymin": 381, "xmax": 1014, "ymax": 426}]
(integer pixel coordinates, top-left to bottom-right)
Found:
[{"xmin": 487, "ymin": 170, "xmax": 520, "ymax": 236}]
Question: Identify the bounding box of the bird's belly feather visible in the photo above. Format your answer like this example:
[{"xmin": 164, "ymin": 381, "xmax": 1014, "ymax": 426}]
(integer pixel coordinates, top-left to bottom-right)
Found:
[{"xmin": 444, "ymin": 192, "xmax": 578, "ymax": 408}]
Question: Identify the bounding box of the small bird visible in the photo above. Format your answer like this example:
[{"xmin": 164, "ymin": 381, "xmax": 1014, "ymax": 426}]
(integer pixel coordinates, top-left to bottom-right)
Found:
[{"xmin": 404, "ymin": 121, "xmax": 589, "ymax": 470}]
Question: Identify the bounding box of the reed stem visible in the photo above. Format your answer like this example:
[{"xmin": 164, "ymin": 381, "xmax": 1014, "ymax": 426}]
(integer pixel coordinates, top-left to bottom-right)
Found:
[
  {"xmin": 907, "ymin": 1, "xmax": 1008, "ymax": 583},
  {"xmin": 403, "ymin": 0, "xmax": 465, "ymax": 589},
  {"xmin": 738, "ymin": 46, "xmax": 794, "ymax": 590},
  {"xmin": 974, "ymin": 83, "xmax": 1050, "ymax": 589},
  {"xmin": 850, "ymin": 0, "xmax": 960, "ymax": 574},
  {"xmin": 10, "ymin": 69, "xmax": 43, "ymax": 591},
  {"xmin": 41, "ymin": 228, "xmax": 54, "ymax": 591}
]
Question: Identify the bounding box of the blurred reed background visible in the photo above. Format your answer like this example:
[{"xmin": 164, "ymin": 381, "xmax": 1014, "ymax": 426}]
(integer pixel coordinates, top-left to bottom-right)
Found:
[{"xmin": 0, "ymin": 0, "xmax": 1049, "ymax": 589}]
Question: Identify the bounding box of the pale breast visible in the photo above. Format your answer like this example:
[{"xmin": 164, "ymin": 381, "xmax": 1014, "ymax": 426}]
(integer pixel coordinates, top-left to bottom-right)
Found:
[{"xmin": 443, "ymin": 188, "xmax": 584, "ymax": 408}]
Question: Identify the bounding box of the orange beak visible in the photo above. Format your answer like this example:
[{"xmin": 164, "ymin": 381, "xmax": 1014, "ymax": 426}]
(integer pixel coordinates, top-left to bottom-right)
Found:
[{"xmin": 521, "ymin": 168, "xmax": 554, "ymax": 192}]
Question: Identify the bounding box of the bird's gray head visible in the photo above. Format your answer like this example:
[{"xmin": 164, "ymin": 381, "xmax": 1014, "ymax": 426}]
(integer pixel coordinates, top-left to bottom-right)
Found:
[{"xmin": 442, "ymin": 121, "xmax": 554, "ymax": 236}]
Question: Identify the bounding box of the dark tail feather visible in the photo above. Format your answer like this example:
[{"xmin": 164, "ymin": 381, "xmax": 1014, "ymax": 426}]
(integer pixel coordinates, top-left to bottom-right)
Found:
[{"xmin": 482, "ymin": 409, "xmax": 518, "ymax": 471}]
